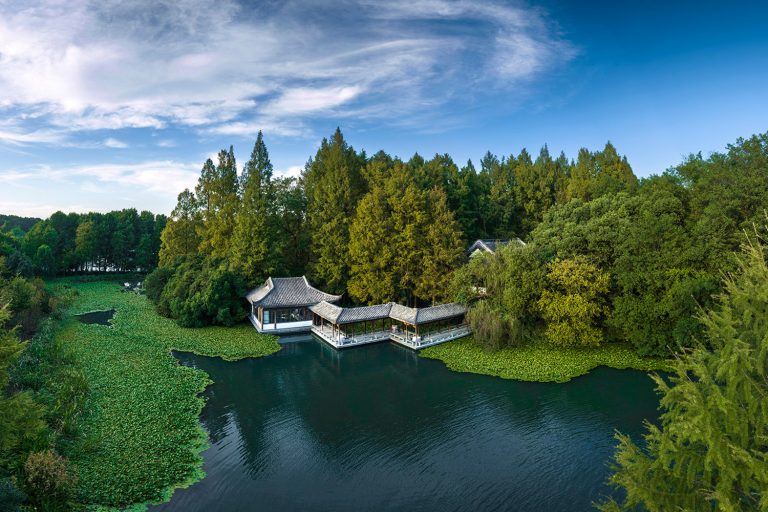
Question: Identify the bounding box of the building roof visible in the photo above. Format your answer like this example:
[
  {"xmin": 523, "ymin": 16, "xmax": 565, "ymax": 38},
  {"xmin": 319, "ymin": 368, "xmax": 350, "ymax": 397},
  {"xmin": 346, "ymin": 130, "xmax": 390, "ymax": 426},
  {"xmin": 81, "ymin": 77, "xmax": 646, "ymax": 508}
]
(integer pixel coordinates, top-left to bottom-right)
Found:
[
  {"xmin": 246, "ymin": 276, "xmax": 342, "ymax": 308},
  {"xmin": 310, "ymin": 301, "xmax": 393, "ymax": 324},
  {"xmin": 389, "ymin": 303, "xmax": 468, "ymax": 325},
  {"xmin": 311, "ymin": 301, "xmax": 467, "ymax": 326},
  {"xmin": 467, "ymin": 238, "xmax": 525, "ymax": 255}
]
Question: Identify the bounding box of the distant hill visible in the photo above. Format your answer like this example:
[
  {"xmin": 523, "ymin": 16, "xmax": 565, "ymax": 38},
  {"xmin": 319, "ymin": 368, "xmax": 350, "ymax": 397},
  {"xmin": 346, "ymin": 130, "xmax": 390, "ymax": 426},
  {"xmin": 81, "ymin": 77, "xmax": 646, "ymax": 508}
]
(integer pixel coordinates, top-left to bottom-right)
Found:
[{"xmin": 0, "ymin": 214, "xmax": 41, "ymax": 234}]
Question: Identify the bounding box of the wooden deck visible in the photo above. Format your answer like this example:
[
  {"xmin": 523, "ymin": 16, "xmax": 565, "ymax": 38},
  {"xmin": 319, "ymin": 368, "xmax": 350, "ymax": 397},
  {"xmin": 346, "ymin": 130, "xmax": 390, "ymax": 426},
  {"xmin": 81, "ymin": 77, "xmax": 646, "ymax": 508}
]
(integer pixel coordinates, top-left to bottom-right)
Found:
[
  {"xmin": 312, "ymin": 324, "xmax": 391, "ymax": 349},
  {"xmin": 389, "ymin": 325, "xmax": 472, "ymax": 350},
  {"xmin": 311, "ymin": 323, "xmax": 471, "ymax": 350}
]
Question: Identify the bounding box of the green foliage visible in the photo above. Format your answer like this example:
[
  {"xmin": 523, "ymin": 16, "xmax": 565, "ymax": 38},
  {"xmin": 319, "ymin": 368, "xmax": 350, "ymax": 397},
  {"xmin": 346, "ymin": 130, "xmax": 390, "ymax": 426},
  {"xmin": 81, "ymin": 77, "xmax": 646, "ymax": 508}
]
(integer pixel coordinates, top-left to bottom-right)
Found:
[
  {"xmin": 348, "ymin": 163, "xmax": 464, "ymax": 305},
  {"xmin": 159, "ymin": 189, "xmax": 202, "ymax": 267},
  {"xmin": 465, "ymin": 300, "xmax": 512, "ymax": 350},
  {"xmin": 231, "ymin": 131, "xmax": 282, "ymax": 283},
  {"xmin": 46, "ymin": 279, "xmax": 279, "ymax": 507},
  {"xmin": 143, "ymin": 266, "xmax": 173, "ymax": 303},
  {"xmin": 537, "ymin": 256, "xmax": 610, "ymax": 347},
  {"xmin": 17, "ymin": 209, "xmax": 165, "ymax": 275},
  {"xmin": 600, "ymin": 238, "xmax": 768, "ymax": 511},
  {"xmin": 451, "ymin": 243, "xmax": 547, "ymax": 347},
  {"xmin": 155, "ymin": 257, "xmax": 247, "ymax": 327},
  {"xmin": 198, "ymin": 148, "xmax": 239, "ymax": 260},
  {"xmin": 0, "ymin": 477, "xmax": 25, "ymax": 512},
  {"xmin": 0, "ymin": 215, "xmax": 40, "ymax": 235},
  {"xmin": 11, "ymin": 317, "xmax": 88, "ymax": 441},
  {"xmin": 421, "ymin": 337, "xmax": 668, "ymax": 383},
  {"xmin": 0, "ymin": 276, "xmax": 50, "ymax": 336},
  {"xmin": 303, "ymin": 128, "xmax": 366, "ymax": 294}
]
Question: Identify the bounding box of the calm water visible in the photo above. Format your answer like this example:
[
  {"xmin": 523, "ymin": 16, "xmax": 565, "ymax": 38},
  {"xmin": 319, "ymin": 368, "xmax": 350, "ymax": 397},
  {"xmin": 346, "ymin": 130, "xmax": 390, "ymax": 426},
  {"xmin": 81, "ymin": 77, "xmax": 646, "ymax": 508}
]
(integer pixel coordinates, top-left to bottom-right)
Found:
[
  {"xmin": 76, "ymin": 309, "xmax": 115, "ymax": 326},
  {"xmin": 154, "ymin": 335, "xmax": 660, "ymax": 512}
]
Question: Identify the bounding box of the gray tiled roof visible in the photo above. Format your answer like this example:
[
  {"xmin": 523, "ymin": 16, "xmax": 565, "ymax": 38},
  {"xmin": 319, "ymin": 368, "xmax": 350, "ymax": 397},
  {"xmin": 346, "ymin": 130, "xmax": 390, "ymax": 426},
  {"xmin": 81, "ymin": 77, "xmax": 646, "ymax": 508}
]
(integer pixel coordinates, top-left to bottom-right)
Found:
[
  {"xmin": 312, "ymin": 301, "xmax": 467, "ymax": 326},
  {"xmin": 246, "ymin": 276, "xmax": 342, "ymax": 308},
  {"xmin": 467, "ymin": 238, "xmax": 525, "ymax": 255},
  {"xmin": 389, "ymin": 303, "xmax": 467, "ymax": 324},
  {"xmin": 310, "ymin": 301, "xmax": 393, "ymax": 324}
]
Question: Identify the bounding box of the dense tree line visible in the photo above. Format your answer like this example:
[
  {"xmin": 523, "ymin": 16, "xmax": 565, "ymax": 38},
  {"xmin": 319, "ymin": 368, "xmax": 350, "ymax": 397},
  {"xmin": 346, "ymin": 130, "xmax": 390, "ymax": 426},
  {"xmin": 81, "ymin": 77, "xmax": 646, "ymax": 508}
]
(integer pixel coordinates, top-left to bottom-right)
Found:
[
  {"xmin": 454, "ymin": 132, "xmax": 768, "ymax": 356},
  {"xmin": 151, "ymin": 127, "xmax": 642, "ymax": 324},
  {"xmin": 0, "ymin": 215, "xmax": 40, "ymax": 236},
  {"xmin": 1, "ymin": 209, "xmax": 166, "ymax": 277}
]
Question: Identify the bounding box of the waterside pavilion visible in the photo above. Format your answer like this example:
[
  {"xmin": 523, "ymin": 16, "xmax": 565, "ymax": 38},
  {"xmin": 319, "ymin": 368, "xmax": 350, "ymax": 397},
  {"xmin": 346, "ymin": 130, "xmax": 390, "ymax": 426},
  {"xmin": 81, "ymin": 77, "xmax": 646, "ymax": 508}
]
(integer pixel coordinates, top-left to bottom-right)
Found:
[
  {"xmin": 310, "ymin": 301, "xmax": 470, "ymax": 350},
  {"xmin": 246, "ymin": 276, "xmax": 342, "ymax": 334}
]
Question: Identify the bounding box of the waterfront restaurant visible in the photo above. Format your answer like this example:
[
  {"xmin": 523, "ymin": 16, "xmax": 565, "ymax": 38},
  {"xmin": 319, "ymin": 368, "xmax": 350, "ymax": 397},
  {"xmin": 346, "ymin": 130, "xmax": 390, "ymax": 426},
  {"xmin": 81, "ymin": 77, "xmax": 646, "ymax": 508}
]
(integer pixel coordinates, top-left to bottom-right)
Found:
[{"xmin": 246, "ymin": 276, "xmax": 342, "ymax": 334}]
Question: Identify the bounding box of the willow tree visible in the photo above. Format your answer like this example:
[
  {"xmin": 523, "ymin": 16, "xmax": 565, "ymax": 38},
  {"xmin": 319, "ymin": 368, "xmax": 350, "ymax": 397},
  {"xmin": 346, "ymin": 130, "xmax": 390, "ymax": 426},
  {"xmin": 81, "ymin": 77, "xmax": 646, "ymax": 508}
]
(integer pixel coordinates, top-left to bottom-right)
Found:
[
  {"xmin": 537, "ymin": 256, "xmax": 610, "ymax": 347},
  {"xmin": 600, "ymin": 238, "xmax": 768, "ymax": 511}
]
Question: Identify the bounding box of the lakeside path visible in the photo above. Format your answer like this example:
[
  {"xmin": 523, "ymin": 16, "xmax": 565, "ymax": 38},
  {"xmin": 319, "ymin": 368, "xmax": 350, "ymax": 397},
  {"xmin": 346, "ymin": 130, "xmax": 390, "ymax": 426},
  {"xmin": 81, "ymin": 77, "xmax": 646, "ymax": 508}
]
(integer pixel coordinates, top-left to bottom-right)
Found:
[{"xmin": 48, "ymin": 278, "xmax": 280, "ymax": 510}]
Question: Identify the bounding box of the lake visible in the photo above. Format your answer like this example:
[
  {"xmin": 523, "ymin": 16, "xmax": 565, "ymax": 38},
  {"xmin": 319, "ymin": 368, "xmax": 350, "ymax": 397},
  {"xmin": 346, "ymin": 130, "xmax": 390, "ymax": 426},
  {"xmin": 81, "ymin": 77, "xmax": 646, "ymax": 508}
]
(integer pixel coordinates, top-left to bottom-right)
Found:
[{"xmin": 154, "ymin": 335, "xmax": 659, "ymax": 512}]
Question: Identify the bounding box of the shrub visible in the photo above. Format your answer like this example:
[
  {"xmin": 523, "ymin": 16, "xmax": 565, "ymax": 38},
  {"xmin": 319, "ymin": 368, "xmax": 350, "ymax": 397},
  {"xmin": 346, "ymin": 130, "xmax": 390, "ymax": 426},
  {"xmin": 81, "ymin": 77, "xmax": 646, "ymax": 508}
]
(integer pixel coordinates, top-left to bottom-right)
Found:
[
  {"xmin": 23, "ymin": 450, "xmax": 76, "ymax": 511},
  {"xmin": 144, "ymin": 266, "xmax": 173, "ymax": 303},
  {"xmin": 154, "ymin": 257, "xmax": 246, "ymax": 327}
]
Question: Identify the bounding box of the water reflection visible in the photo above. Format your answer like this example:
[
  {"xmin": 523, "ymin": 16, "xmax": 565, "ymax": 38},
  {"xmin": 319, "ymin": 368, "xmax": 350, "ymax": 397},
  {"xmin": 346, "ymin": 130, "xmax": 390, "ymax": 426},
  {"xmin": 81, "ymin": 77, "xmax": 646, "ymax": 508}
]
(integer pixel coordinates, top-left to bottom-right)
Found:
[{"xmin": 156, "ymin": 337, "xmax": 659, "ymax": 512}]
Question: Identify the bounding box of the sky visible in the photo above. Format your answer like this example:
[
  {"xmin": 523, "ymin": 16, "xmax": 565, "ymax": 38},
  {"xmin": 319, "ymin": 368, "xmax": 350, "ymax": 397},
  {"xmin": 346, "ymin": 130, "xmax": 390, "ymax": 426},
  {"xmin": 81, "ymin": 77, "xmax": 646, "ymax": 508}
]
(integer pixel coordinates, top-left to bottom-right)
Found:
[{"xmin": 0, "ymin": 0, "xmax": 766, "ymax": 218}]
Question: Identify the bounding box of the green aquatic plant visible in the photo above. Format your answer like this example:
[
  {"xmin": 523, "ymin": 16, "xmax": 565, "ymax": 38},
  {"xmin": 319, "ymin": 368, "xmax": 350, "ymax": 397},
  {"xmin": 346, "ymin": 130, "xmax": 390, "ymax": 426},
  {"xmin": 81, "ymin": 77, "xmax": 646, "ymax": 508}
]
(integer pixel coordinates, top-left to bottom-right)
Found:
[
  {"xmin": 46, "ymin": 279, "xmax": 279, "ymax": 508},
  {"xmin": 421, "ymin": 337, "xmax": 668, "ymax": 383}
]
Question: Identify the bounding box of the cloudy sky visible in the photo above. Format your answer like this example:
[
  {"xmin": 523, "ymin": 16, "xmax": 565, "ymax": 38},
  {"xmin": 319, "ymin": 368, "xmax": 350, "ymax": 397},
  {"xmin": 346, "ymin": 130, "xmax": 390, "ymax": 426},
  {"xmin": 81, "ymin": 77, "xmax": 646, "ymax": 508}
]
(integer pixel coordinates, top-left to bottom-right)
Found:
[{"xmin": 1, "ymin": 0, "xmax": 767, "ymax": 217}]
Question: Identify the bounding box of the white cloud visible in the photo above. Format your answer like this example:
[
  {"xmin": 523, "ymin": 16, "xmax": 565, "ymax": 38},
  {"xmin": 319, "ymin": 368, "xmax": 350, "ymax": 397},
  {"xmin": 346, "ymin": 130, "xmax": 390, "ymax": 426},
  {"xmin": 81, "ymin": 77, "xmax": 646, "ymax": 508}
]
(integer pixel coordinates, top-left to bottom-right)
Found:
[
  {"xmin": 0, "ymin": 0, "xmax": 574, "ymax": 143},
  {"xmin": 103, "ymin": 137, "xmax": 128, "ymax": 148},
  {"xmin": 0, "ymin": 127, "xmax": 64, "ymax": 145},
  {"xmin": 1, "ymin": 160, "xmax": 199, "ymax": 196},
  {"xmin": 275, "ymin": 165, "xmax": 304, "ymax": 179},
  {"xmin": 0, "ymin": 201, "xmax": 90, "ymax": 218}
]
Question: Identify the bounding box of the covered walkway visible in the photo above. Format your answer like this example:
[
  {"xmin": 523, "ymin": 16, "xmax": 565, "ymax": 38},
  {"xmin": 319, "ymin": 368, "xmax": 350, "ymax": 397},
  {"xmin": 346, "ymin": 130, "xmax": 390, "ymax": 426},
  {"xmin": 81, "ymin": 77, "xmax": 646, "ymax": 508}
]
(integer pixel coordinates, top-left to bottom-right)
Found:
[{"xmin": 309, "ymin": 301, "xmax": 471, "ymax": 350}]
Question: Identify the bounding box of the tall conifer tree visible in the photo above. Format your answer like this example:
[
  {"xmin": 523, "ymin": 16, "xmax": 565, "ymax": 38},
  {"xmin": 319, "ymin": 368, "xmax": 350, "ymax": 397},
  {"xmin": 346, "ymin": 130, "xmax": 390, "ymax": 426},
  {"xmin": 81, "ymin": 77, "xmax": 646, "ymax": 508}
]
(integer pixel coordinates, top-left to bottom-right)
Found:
[
  {"xmin": 601, "ymin": 237, "xmax": 768, "ymax": 511},
  {"xmin": 231, "ymin": 132, "xmax": 279, "ymax": 283},
  {"xmin": 303, "ymin": 128, "xmax": 366, "ymax": 294},
  {"xmin": 198, "ymin": 147, "xmax": 239, "ymax": 259}
]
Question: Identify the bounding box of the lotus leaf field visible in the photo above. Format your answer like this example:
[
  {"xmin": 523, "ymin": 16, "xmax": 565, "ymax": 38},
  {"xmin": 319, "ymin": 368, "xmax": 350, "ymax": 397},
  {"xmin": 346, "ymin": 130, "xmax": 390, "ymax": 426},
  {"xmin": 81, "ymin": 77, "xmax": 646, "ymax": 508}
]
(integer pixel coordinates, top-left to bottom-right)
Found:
[
  {"xmin": 48, "ymin": 278, "xmax": 280, "ymax": 509},
  {"xmin": 420, "ymin": 336, "xmax": 669, "ymax": 383}
]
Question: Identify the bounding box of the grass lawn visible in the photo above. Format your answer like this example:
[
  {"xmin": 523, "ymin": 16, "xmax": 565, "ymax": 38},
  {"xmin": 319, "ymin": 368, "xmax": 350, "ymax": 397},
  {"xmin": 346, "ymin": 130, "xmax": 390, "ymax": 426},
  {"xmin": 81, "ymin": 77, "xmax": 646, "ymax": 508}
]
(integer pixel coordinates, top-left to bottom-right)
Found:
[
  {"xmin": 420, "ymin": 336, "xmax": 670, "ymax": 383},
  {"xmin": 48, "ymin": 278, "xmax": 280, "ymax": 509}
]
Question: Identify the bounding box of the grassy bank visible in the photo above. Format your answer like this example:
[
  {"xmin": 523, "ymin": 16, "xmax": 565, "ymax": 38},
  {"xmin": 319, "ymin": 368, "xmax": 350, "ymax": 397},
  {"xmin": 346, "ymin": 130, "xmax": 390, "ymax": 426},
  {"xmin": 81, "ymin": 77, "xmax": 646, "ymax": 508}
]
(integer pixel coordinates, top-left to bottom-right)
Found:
[
  {"xmin": 421, "ymin": 336, "xmax": 669, "ymax": 383},
  {"xmin": 48, "ymin": 278, "xmax": 280, "ymax": 509}
]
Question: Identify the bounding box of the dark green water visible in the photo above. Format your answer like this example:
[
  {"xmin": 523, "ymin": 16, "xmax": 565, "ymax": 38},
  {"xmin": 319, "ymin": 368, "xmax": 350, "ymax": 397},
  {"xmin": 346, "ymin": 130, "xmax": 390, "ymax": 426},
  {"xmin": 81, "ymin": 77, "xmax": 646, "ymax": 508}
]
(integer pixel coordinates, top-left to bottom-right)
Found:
[{"xmin": 155, "ymin": 335, "xmax": 660, "ymax": 512}]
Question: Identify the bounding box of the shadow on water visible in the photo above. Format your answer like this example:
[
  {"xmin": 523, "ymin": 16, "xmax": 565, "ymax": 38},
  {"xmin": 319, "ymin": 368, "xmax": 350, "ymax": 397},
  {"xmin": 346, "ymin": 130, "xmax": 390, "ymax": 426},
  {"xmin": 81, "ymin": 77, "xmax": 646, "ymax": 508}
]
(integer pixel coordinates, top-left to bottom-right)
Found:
[
  {"xmin": 154, "ymin": 336, "xmax": 661, "ymax": 512},
  {"xmin": 76, "ymin": 309, "xmax": 116, "ymax": 326}
]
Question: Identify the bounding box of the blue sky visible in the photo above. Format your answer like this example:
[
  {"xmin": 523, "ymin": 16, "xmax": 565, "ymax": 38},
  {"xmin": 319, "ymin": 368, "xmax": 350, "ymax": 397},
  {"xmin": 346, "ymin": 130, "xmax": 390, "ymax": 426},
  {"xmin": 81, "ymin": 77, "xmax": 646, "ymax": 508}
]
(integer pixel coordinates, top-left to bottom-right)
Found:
[{"xmin": 1, "ymin": 0, "xmax": 766, "ymax": 217}]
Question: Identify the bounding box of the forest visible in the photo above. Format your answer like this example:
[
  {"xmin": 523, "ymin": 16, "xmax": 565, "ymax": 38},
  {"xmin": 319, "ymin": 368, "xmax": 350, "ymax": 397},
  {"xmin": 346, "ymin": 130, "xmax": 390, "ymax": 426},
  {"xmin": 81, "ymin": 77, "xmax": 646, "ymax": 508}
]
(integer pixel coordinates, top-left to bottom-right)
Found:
[{"xmin": 147, "ymin": 128, "xmax": 768, "ymax": 359}]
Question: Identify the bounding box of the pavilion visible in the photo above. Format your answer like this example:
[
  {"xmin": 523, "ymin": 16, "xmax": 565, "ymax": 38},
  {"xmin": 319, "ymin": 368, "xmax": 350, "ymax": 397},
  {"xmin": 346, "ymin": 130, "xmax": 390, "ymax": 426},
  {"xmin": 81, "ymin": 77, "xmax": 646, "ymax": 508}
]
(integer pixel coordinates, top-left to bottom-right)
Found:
[
  {"xmin": 246, "ymin": 276, "xmax": 342, "ymax": 334},
  {"xmin": 310, "ymin": 300, "xmax": 470, "ymax": 350}
]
